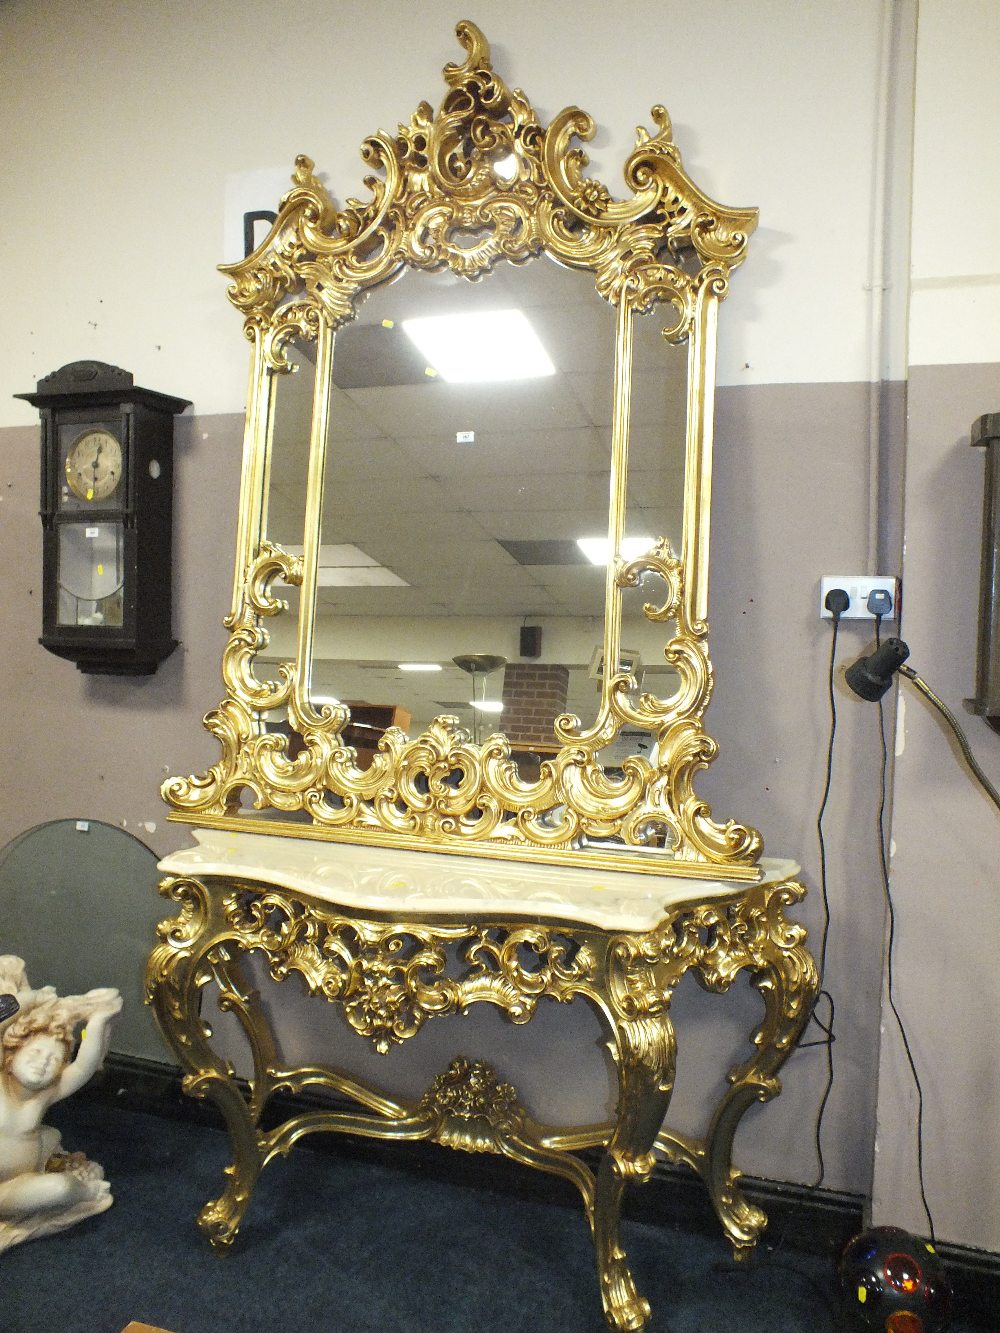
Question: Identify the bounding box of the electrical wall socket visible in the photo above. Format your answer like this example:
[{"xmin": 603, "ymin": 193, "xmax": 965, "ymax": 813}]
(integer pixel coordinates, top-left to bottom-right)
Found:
[{"xmin": 819, "ymin": 575, "xmax": 900, "ymax": 620}]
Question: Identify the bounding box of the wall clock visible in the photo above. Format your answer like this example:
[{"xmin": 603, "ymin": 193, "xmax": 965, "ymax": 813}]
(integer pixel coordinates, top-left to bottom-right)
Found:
[{"xmin": 15, "ymin": 360, "xmax": 190, "ymax": 675}]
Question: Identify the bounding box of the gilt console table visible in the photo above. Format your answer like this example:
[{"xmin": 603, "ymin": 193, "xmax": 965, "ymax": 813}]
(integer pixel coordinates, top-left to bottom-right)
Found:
[{"xmin": 147, "ymin": 828, "xmax": 817, "ymax": 1333}]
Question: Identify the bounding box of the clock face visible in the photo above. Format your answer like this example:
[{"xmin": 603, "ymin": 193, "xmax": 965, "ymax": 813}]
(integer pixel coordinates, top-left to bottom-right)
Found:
[{"xmin": 65, "ymin": 428, "xmax": 123, "ymax": 502}]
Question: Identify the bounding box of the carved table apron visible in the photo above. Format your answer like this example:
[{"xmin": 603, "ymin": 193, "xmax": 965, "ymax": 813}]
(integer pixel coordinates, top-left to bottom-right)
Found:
[{"xmin": 146, "ymin": 829, "xmax": 817, "ymax": 1333}]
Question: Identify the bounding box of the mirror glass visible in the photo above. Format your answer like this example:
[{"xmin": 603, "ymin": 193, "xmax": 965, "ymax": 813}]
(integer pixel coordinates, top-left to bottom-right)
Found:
[
  {"xmin": 258, "ymin": 336, "xmax": 313, "ymax": 692},
  {"xmin": 260, "ymin": 259, "xmax": 688, "ymax": 768},
  {"xmin": 602, "ymin": 303, "xmax": 687, "ymax": 769}
]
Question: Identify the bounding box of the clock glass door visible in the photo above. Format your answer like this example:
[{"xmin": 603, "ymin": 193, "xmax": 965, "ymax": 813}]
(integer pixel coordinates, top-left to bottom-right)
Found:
[{"xmin": 56, "ymin": 521, "xmax": 125, "ymax": 627}]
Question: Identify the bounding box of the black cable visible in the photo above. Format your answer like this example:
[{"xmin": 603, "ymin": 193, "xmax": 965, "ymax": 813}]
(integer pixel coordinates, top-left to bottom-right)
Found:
[
  {"xmin": 816, "ymin": 612, "xmax": 840, "ymax": 985},
  {"xmin": 868, "ymin": 601, "xmax": 935, "ymax": 1238},
  {"xmin": 875, "ymin": 674, "xmax": 937, "ymax": 1244},
  {"xmin": 710, "ymin": 1256, "xmax": 838, "ymax": 1326},
  {"xmin": 807, "ymin": 601, "xmax": 844, "ymax": 1190},
  {"xmin": 716, "ymin": 603, "xmax": 844, "ymax": 1294}
]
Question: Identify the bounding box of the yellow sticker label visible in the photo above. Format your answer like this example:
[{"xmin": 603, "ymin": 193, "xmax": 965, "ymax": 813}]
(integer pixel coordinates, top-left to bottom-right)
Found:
[
  {"xmin": 86, "ymin": 488, "xmax": 94, "ymax": 501},
  {"xmin": 381, "ymin": 319, "xmax": 394, "ymax": 328},
  {"xmin": 97, "ymin": 564, "xmax": 104, "ymax": 577},
  {"xmin": 857, "ymin": 1286, "xmax": 867, "ymax": 1304}
]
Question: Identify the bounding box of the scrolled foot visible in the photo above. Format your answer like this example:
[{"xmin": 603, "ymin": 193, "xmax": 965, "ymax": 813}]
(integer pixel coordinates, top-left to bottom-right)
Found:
[
  {"xmin": 197, "ymin": 1198, "xmax": 240, "ymax": 1252},
  {"xmin": 600, "ymin": 1253, "xmax": 651, "ymax": 1332},
  {"xmin": 714, "ymin": 1179, "xmax": 768, "ymax": 1255}
]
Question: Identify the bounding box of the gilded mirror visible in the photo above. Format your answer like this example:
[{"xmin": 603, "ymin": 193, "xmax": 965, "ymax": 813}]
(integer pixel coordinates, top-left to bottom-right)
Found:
[{"xmin": 164, "ymin": 21, "xmax": 762, "ymax": 882}]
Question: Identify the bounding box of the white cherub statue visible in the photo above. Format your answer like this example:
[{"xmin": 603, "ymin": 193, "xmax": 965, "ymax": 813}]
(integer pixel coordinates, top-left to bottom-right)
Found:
[{"xmin": 0, "ymin": 955, "xmax": 122, "ymax": 1251}]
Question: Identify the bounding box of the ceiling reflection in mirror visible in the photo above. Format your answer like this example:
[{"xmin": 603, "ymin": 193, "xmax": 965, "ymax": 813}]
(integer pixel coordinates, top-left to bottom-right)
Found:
[
  {"xmin": 260, "ymin": 259, "xmax": 687, "ymax": 756},
  {"xmin": 164, "ymin": 20, "xmax": 763, "ymax": 881},
  {"xmin": 257, "ymin": 336, "xmax": 311, "ymax": 692}
]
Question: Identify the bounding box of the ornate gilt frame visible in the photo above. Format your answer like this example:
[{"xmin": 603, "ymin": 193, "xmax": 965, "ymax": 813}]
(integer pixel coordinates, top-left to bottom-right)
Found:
[{"xmin": 163, "ymin": 20, "xmax": 762, "ymax": 882}]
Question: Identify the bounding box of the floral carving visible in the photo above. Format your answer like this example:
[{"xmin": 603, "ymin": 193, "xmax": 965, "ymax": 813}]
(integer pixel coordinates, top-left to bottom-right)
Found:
[
  {"xmin": 420, "ymin": 1057, "xmax": 525, "ymax": 1151},
  {"xmin": 217, "ymin": 890, "xmax": 594, "ymax": 1053}
]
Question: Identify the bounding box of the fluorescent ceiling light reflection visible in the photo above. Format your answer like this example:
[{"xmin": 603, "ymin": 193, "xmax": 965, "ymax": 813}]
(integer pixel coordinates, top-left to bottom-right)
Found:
[
  {"xmin": 398, "ymin": 663, "xmax": 442, "ymax": 672},
  {"xmin": 401, "ymin": 309, "xmax": 555, "ymax": 383},
  {"xmin": 470, "ymin": 700, "xmax": 504, "ymax": 712},
  {"xmin": 577, "ymin": 537, "xmax": 655, "ymax": 566}
]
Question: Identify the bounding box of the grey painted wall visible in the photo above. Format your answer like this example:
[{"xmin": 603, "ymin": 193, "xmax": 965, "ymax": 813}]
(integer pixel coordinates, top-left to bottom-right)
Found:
[{"xmin": 0, "ymin": 415, "xmax": 239, "ymax": 855}]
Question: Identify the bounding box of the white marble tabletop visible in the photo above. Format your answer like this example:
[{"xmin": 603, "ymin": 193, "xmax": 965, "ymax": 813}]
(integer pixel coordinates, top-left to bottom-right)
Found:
[{"xmin": 159, "ymin": 829, "xmax": 799, "ymax": 933}]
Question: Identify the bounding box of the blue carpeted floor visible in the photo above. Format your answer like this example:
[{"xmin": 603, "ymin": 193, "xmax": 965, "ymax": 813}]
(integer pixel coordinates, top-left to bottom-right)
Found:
[{"xmin": 0, "ymin": 1102, "xmax": 982, "ymax": 1333}]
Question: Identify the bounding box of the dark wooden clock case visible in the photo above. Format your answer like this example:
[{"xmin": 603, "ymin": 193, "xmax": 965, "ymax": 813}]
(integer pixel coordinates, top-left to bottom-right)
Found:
[{"xmin": 16, "ymin": 360, "xmax": 190, "ymax": 676}]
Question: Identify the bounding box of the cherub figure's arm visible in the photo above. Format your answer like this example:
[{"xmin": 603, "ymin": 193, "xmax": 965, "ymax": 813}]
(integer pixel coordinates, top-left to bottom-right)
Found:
[
  {"xmin": 0, "ymin": 956, "xmax": 55, "ymax": 1028},
  {"xmin": 55, "ymin": 989, "xmax": 123, "ymax": 1103},
  {"xmin": 0, "ymin": 956, "xmax": 28, "ymax": 996}
]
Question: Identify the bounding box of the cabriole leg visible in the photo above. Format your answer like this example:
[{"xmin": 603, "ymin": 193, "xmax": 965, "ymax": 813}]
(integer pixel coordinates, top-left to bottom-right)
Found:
[
  {"xmin": 146, "ymin": 875, "xmax": 270, "ymax": 1250},
  {"xmin": 594, "ymin": 1014, "xmax": 676, "ymax": 1332},
  {"xmin": 698, "ymin": 884, "xmax": 818, "ymax": 1256}
]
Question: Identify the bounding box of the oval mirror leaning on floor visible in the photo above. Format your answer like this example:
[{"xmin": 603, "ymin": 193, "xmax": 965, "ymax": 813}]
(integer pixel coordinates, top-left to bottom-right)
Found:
[{"xmin": 162, "ymin": 19, "xmax": 763, "ymax": 882}]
